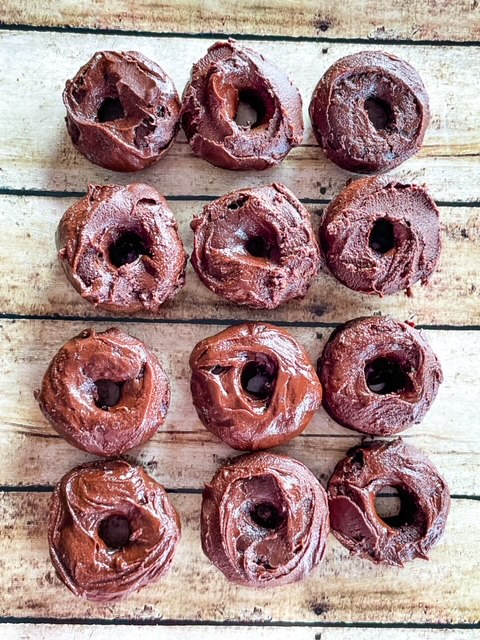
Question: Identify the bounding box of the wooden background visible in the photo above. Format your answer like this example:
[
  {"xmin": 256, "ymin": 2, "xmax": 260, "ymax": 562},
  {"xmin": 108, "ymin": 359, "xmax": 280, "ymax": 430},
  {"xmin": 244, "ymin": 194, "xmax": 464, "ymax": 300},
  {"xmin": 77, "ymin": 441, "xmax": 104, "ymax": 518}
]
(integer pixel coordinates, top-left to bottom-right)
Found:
[{"xmin": 1, "ymin": 1, "xmax": 479, "ymax": 638}]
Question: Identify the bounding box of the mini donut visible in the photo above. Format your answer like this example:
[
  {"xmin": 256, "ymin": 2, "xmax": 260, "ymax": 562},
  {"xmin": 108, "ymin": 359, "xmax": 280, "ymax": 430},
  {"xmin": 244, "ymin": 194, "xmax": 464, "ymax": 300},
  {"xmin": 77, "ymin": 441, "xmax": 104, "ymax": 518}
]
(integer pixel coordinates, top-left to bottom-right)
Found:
[
  {"xmin": 320, "ymin": 177, "xmax": 441, "ymax": 295},
  {"xmin": 191, "ymin": 183, "xmax": 320, "ymax": 309},
  {"xmin": 57, "ymin": 183, "xmax": 187, "ymax": 314},
  {"xmin": 181, "ymin": 39, "xmax": 303, "ymax": 170},
  {"xmin": 318, "ymin": 316, "xmax": 443, "ymax": 435},
  {"xmin": 201, "ymin": 452, "xmax": 329, "ymax": 587},
  {"xmin": 328, "ymin": 439, "xmax": 450, "ymax": 566},
  {"xmin": 35, "ymin": 327, "xmax": 170, "ymax": 457},
  {"xmin": 48, "ymin": 459, "xmax": 181, "ymax": 601},
  {"xmin": 190, "ymin": 323, "xmax": 322, "ymax": 450},
  {"xmin": 63, "ymin": 50, "xmax": 181, "ymax": 171},
  {"xmin": 309, "ymin": 51, "xmax": 430, "ymax": 174}
]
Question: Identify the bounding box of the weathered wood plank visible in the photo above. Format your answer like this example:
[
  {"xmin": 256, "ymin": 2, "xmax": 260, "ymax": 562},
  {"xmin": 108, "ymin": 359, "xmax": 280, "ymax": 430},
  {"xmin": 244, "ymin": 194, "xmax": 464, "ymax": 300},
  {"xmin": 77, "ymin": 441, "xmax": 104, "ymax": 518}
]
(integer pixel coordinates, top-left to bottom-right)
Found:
[
  {"xmin": 0, "ymin": 320, "xmax": 478, "ymax": 494},
  {"xmin": 1, "ymin": 196, "xmax": 479, "ymax": 326},
  {"xmin": 2, "ymin": 0, "xmax": 480, "ymax": 42},
  {"xmin": 1, "ymin": 493, "xmax": 478, "ymax": 623},
  {"xmin": 1, "ymin": 33, "xmax": 479, "ymax": 201}
]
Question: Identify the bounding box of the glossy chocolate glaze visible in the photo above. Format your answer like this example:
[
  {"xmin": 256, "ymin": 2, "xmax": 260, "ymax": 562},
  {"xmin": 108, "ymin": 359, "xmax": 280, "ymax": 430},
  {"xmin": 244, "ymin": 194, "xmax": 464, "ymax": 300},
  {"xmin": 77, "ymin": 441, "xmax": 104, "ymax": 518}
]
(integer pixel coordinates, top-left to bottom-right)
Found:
[
  {"xmin": 309, "ymin": 51, "xmax": 430, "ymax": 173},
  {"xmin": 191, "ymin": 183, "xmax": 320, "ymax": 309},
  {"xmin": 35, "ymin": 328, "xmax": 170, "ymax": 456},
  {"xmin": 48, "ymin": 459, "xmax": 181, "ymax": 601},
  {"xmin": 320, "ymin": 177, "xmax": 441, "ymax": 295},
  {"xmin": 201, "ymin": 452, "xmax": 329, "ymax": 586},
  {"xmin": 318, "ymin": 316, "xmax": 443, "ymax": 435},
  {"xmin": 181, "ymin": 40, "xmax": 303, "ymax": 170},
  {"xmin": 328, "ymin": 439, "xmax": 450, "ymax": 566},
  {"xmin": 64, "ymin": 51, "xmax": 181, "ymax": 171},
  {"xmin": 190, "ymin": 323, "xmax": 322, "ymax": 450},
  {"xmin": 57, "ymin": 183, "xmax": 187, "ymax": 314}
]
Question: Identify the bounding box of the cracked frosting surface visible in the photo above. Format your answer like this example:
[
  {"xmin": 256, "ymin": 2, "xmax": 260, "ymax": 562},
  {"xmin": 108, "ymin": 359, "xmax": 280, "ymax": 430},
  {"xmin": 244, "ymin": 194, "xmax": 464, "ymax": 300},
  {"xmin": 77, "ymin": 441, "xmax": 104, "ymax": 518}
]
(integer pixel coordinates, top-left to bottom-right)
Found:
[
  {"xmin": 181, "ymin": 40, "xmax": 303, "ymax": 170},
  {"xmin": 328, "ymin": 439, "xmax": 450, "ymax": 566},
  {"xmin": 191, "ymin": 183, "xmax": 320, "ymax": 309},
  {"xmin": 190, "ymin": 323, "xmax": 322, "ymax": 450},
  {"xmin": 48, "ymin": 459, "xmax": 181, "ymax": 601},
  {"xmin": 57, "ymin": 183, "xmax": 187, "ymax": 314},
  {"xmin": 201, "ymin": 452, "xmax": 329, "ymax": 586},
  {"xmin": 320, "ymin": 177, "xmax": 441, "ymax": 295},
  {"xmin": 36, "ymin": 327, "xmax": 170, "ymax": 456},
  {"xmin": 309, "ymin": 51, "xmax": 430, "ymax": 173},
  {"xmin": 64, "ymin": 50, "xmax": 181, "ymax": 171}
]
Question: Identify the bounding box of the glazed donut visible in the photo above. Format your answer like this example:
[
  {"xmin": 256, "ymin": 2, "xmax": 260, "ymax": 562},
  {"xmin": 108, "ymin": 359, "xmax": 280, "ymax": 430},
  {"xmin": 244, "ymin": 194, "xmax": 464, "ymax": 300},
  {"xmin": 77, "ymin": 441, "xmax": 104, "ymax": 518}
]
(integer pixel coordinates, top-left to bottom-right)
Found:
[
  {"xmin": 328, "ymin": 439, "xmax": 450, "ymax": 566},
  {"xmin": 320, "ymin": 177, "xmax": 441, "ymax": 295},
  {"xmin": 48, "ymin": 459, "xmax": 181, "ymax": 601},
  {"xmin": 63, "ymin": 51, "xmax": 181, "ymax": 171},
  {"xmin": 190, "ymin": 323, "xmax": 322, "ymax": 450},
  {"xmin": 35, "ymin": 327, "xmax": 170, "ymax": 457},
  {"xmin": 318, "ymin": 316, "xmax": 443, "ymax": 435},
  {"xmin": 201, "ymin": 452, "xmax": 329, "ymax": 586},
  {"xmin": 191, "ymin": 183, "xmax": 320, "ymax": 309},
  {"xmin": 181, "ymin": 39, "xmax": 303, "ymax": 170},
  {"xmin": 57, "ymin": 183, "xmax": 187, "ymax": 314},
  {"xmin": 309, "ymin": 51, "xmax": 430, "ymax": 174}
]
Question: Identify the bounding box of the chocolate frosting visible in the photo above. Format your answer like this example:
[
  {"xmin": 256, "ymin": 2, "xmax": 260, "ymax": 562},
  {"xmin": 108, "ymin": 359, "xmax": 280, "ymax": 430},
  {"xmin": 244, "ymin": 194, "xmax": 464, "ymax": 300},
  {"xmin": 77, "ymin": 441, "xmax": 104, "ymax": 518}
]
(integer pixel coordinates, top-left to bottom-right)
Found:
[
  {"xmin": 64, "ymin": 51, "xmax": 181, "ymax": 171},
  {"xmin": 57, "ymin": 183, "xmax": 187, "ymax": 314},
  {"xmin": 191, "ymin": 183, "xmax": 320, "ymax": 309},
  {"xmin": 201, "ymin": 452, "xmax": 329, "ymax": 586},
  {"xmin": 48, "ymin": 459, "xmax": 181, "ymax": 601},
  {"xmin": 190, "ymin": 323, "xmax": 322, "ymax": 450},
  {"xmin": 320, "ymin": 177, "xmax": 441, "ymax": 295},
  {"xmin": 309, "ymin": 51, "xmax": 430, "ymax": 174},
  {"xmin": 328, "ymin": 439, "xmax": 450, "ymax": 566},
  {"xmin": 318, "ymin": 316, "xmax": 443, "ymax": 435},
  {"xmin": 35, "ymin": 327, "xmax": 170, "ymax": 456},
  {"xmin": 181, "ymin": 40, "xmax": 304, "ymax": 170}
]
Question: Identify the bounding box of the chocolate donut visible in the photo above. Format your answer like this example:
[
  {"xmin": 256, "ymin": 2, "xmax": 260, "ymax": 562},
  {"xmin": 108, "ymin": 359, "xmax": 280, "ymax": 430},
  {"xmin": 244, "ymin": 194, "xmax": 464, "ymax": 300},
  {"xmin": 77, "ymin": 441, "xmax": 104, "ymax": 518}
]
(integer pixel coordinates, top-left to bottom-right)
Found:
[
  {"xmin": 63, "ymin": 51, "xmax": 181, "ymax": 171},
  {"xmin": 309, "ymin": 51, "xmax": 430, "ymax": 173},
  {"xmin": 35, "ymin": 327, "xmax": 170, "ymax": 456},
  {"xmin": 328, "ymin": 439, "xmax": 450, "ymax": 566},
  {"xmin": 190, "ymin": 323, "xmax": 322, "ymax": 450},
  {"xmin": 201, "ymin": 452, "xmax": 329, "ymax": 586},
  {"xmin": 57, "ymin": 183, "xmax": 187, "ymax": 314},
  {"xmin": 320, "ymin": 177, "xmax": 441, "ymax": 295},
  {"xmin": 49, "ymin": 459, "xmax": 181, "ymax": 601},
  {"xmin": 181, "ymin": 40, "xmax": 303, "ymax": 170},
  {"xmin": 191, "ymin": 183, "xmax": 320, "ymax": 309},
  {"xmin": 318, "ymin": 316, "xmax": 442, "ymax": 435}
]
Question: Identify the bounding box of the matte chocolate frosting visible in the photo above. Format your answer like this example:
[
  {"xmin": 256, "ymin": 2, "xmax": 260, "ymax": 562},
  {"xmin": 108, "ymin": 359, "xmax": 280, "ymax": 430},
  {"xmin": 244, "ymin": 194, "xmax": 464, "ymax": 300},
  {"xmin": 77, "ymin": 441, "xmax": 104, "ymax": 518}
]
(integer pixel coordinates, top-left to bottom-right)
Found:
[
  {"xmin": 49, "ymin": 459, "xmax": 181, "ymax": 601},
  {"xmin": 57, "ymin": 183, "xmax": 187, "ymax": 314},
  {"xmin": 320, "ymin": 177, "xmax": 441, "ymax": 296},
  {"xmin": 64, "ymin": 51, "xmax": 181, "ymax": 171},
  {"xmin": 318, "ymin": 316, "xmax": 443, "ymax": 435},
  {"xmin": 35, "ymin": 327, "xmax": 170, "ymax": 456},
  {"xmin": 181, "ymin": 40, "xmax": 304, "ymax": 170},
  {"xmin": 190, "ymin": 323, "xmax": 322, "ymax": 450},
  {"xmin": 201, "ymin": 452, "xmax": 329, "ymax": 586},
  {"xmin": 191, "ymin": 183, "xmax": 320, "ymax": 309},
  {"xmin": 328, "ymin": 439, "xmax": 450, "ymax": 566},
  {"xmin": 309, "ymin": 51, "xmax": 430, "ymax": 174}
]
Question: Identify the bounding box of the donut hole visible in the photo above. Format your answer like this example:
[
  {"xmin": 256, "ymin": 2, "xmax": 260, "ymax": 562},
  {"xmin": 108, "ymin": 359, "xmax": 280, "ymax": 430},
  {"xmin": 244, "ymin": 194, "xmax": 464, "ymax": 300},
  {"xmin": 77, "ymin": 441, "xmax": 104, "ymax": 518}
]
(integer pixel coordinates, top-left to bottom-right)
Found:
[
  {"xmin": 369, "ymin": 219, "xmax": 395, "ymax": 254},
  {"xmin": 241, "ymin": 357, "xmax": 277, "ymax": 402},
  {"xmin": 98, "ymin": 514, "xmax": 131, "ymax": 550},
  {"xmin": 235, "ymin": 90, "xmax": 266, "ymax": 128},
  {"xmin": 374, "ymin": 485, "xmax": 418, "ymax": 529},
  {"xmin": 364, "ymin": 96, "xmax": 394, "ymax": 131},
  {"xmin": 94, "ymin": 379, "xmax": 124, "ymax": 410},
  {"xmin": 365, "ymin": 357, "xmax": 412, "ymax": 395},
  {"xmin": 250, "ymin": 501, "xmax": 285, "ymax": 529},
  {"xmin": 109, "ymin": 231, "xmax": 152, "ymax": 267},
  {"xmin": 244, "ymin": 231, "xmax": 281, "ymax": 263},
  {"xmin": 97, "ymin": 96, "xmax": 125, "ymax": 123}
]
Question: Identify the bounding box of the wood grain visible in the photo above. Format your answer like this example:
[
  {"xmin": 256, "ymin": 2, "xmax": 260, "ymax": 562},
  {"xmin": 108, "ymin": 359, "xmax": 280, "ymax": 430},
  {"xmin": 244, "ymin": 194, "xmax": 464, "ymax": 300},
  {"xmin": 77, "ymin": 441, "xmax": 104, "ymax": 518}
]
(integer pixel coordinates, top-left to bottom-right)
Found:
[
  {"xmin": 1, "ymin": 195, "xmax": 479, "ymax": 326},
  {"xmin": 1, "ymin": 33, "xmax": 479, "ymax": 201},
  {"xmin": 1, "ymin": 492, "xmax": 478, "ymax": 624},
  {"xmin": 2, "ymin": 0, "xmax": 480, "ymax": 42}
]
